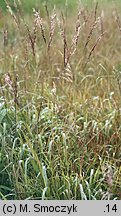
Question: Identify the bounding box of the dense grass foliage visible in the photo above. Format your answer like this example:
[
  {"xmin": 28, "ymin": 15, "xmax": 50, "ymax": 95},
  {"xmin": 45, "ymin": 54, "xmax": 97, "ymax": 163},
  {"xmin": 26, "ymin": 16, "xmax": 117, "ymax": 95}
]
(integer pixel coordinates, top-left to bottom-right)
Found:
[{"xmin": 0, "ymin": 1, "xmax": 121, "ymax": 199}]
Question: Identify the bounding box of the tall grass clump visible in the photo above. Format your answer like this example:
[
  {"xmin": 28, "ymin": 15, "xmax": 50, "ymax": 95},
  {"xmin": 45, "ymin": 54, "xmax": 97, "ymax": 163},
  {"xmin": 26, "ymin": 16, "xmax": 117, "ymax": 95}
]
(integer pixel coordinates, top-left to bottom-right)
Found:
[{"xmin": 0, "ymin": 0, "xmax": 121, "ymax": 200}]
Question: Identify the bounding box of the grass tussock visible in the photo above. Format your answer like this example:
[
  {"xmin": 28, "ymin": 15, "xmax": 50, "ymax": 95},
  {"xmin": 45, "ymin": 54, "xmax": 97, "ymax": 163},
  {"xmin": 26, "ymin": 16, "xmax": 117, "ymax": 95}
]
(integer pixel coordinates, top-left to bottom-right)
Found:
[{"xmin": 0, "ymin": 1, "xmax": 121, "ymax": 200}]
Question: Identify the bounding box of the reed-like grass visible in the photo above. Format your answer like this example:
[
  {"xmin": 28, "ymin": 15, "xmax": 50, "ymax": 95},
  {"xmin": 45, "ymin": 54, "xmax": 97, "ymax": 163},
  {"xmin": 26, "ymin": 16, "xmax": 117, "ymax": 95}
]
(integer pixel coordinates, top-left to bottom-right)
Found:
[{"xmin": 0, "ymin": 1, "xmax": 121, "ymax": 200}]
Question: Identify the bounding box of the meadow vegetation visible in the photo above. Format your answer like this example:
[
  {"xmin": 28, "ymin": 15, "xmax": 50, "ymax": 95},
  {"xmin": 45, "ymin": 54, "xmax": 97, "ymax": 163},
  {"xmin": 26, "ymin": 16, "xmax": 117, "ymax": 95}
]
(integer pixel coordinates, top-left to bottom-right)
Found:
[{"xmin": 0, "ymin": 0, "xmax": 121, "ymax": 199}]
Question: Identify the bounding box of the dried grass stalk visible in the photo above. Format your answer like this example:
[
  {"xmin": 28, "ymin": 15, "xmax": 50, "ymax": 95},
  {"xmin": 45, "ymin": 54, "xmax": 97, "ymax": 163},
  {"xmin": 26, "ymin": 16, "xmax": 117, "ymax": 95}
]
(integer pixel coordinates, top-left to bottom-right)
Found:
[
  {"xmin": 5, "ymin": 73, "xmax": 13, "ymax": 90},
  {"xmin": 44, "ymin": 3, "xmax": 50, "ymax": 22},
  {"xmin": 58, "ymin": 13, "xmax": 68, "ymax": 68},
  {"xmin": 87, "ymin": 31, "xmax": 105, "ymax": 62},
  {"xmin": 94, "ymin": 1, "xmax": 98, "ymax": 21},
  {"xmin": 34, "ymin": 9, "xmax": 47, "ymax": 44},
  {"xmin": 5, "ymin": 73, "xmax": 19, "ymax": 106},
  {"xmin": 58, "ymin": 9, "xmax": 84, "ymax": 69},
  {"xmin": 100, "ymin": 11, "xmax": 104, "ymax": 34},
  {"xmin": 84, "ymin": 18, "xmax": 99, "ymax": 49},
  {"xmin": 68, "ymin": 9, "xmax": 85, "ymax": 60},
  {"xmin": 24, "ymin": 22, "xmax": 36, "ymax": 57},
  {"xmin": 113, "ymin": 9, "xmax": 121, "ymax": 34},
  {"xmin": 48, "ymin": 7, "xmax": 56, "ymax": 51}
]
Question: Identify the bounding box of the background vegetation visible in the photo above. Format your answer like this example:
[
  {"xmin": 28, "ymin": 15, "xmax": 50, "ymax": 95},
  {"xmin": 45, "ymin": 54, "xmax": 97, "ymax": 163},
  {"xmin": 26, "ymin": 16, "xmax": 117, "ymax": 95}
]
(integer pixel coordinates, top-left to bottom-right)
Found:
[
  {"xmin": 0, "ymin": 0, "xmax": 121, "ymax": 199},
  {"xmin": 1, "ymin": 0, "xmax": 121, "ymax": 13}
]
